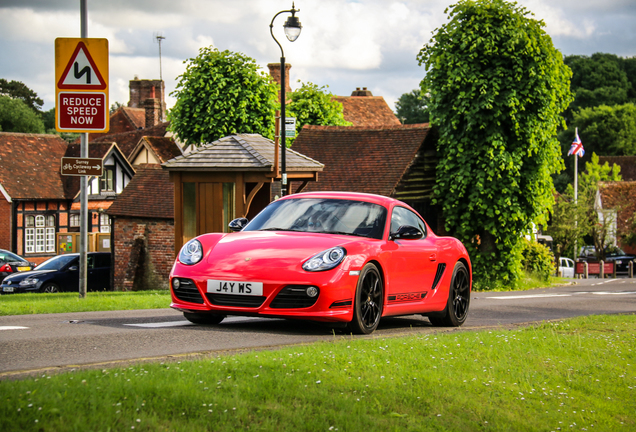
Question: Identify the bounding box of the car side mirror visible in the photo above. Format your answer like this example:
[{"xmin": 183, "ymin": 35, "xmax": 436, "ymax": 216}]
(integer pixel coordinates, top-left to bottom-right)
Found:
[
  {"xmin": 68, "ymin": 265, "xmax": 78, "ymax": 271},
  {"xmin": 229, "ymin": 217, "xmax": 249, "ymax": 232},
  {"xmin": 390, "ymin": 225, "xmax": 423, "ymax": 241}
]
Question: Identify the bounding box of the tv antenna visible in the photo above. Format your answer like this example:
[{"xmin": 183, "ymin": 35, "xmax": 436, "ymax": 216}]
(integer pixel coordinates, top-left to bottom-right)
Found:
[{"xmin": 154, "ymin": 32, "xmax": 166, "ymax": 81}]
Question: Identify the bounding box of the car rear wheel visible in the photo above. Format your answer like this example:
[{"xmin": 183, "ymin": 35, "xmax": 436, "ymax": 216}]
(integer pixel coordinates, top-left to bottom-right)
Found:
[
  {"xmin": 349, "ymin": 263, "xmax": 383, "ymax": 334},
  {"xmin": 40, "ymin": 283, "xmax": 60, "ymax": 293},
  {"xmin": 428, "ymin": 261, "xmax": 470, "ymax": 327},
  {"xmin": 183, "ymin": 312, "xmax": 225, "ymax": 325}
]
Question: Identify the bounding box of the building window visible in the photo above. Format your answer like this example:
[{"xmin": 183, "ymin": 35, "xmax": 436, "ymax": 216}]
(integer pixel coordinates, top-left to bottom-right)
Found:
[
  {"xmin": 70, "ymin": 214, "xmax": 80, "ymax": 227},
  {"xmin": 101, "ymin": 167, "xmax": 115, "ymax": 192},
  {"xmin": 26, "ymin": 215, "xmax": 55, "ymax": 253},
  {"xmin": 100, "ymin": 213, "xmax": 111, "ymax": 233}
]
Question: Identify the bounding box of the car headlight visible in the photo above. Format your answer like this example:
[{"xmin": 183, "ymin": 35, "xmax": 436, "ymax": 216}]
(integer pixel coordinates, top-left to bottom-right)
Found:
[
  {"xmin": 303, "ymin": 247, "xmax": 346, "ymax": 272},
  {"xmin": 179, "ymin": 239, "xmax": 203, "ymax": 265},
  {"xmin": 19, "ymin": 278, "xmax": 39, "ymax": 286}
]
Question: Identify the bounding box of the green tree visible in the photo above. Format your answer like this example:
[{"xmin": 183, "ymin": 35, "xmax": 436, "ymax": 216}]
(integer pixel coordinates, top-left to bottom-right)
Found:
[
  {"xmin": 168, "ymin": 48, "xmax": 278, "ymax": 148},
  {"xmin": 0, "ymin": 79, "xmax": 43, "ymax": 113},
  {"xmin": 286, "ymin": 81, "xmax": 350, "ymax": 145},
  {"xmin": 417, "ymin": 0, "xmax": 573, "ymax": 288},
  {"xmin": 395, "ymin": 89, "xmax": 430, "ymax": 124},
  {"xmin": 565, "ymin": 53, "xmax": 633, "ymax": 115},
  {"xmin": 0, "ymin": 95, "xmax": 45, "ymax": 133}
]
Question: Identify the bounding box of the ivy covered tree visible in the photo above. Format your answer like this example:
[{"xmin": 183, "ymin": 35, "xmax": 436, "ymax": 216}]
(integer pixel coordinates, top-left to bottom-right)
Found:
[
  {"xmin": 417, "ymin": 0, "xmax": 573, "ymax": 288},
  {"xmin": 287, "ymin": 81, "xmax": 350, "ymax": 145},
  {"xmin": 168, "ymin": 48, "xmax": 278, "ymax": 148},
  {"xmin": 395, "ymin": 89, "xmax": 430, "ymax": 124}
]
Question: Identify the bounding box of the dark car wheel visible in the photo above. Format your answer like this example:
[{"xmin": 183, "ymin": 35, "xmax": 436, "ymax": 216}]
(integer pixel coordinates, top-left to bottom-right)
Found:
[
  {"xmin": 349, "ymin": 263, "xmax": 383, "ymax": 335},
  {"xmin": 428, "ymin": 261, "xmax": 470, "ymax": 327},
  {"xmin": 183, "ymin": 312, "xmax": 225, "ymax": 325},
  {"xmin": 40, "ymin": 283, "xmax": 60, "ymax": 294}
]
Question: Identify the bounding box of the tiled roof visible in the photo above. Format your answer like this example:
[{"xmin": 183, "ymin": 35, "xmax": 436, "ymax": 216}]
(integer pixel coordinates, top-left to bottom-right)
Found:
[
  {"xmin": 107, "ymin": 164, "xmax": 174, "ymax": 219},
  {"xmin": 136, "ymin": 137, "xmax": 183, "ymax": 163},
  {"xmin": 120, "ymin": 107, "xmax": 146, "ymax": 129},
  {"xmin": 332, "ymin": 96, "xmax": 401, "ymax": 127},
  {"xmin": 71, "ymin": 200, "xmax": 114, "ymax": 211},
  {"xmin": 89, "ymin": 122, "xmax": 169, "ymax": 159},
  {"xmin": 0, "ymin": 132, "xmax": 73, "ymax": 200},
  {"xmin": 89, "ymin": 107, "xmax": 146, "ymax": 142},
  {"xmin": 162, "ymin": 134, "xmax": 323, "ymax": 172},
  {"xmin": 599, "ymin": 156, "xmax": 636, "ymax": 181},
  {"xmin": 291, "ymin": 124, "xmax": 431, "ymax": 196},
  {"xmin": 65, "ymin": 142, "xmax": 116, "ymax": 159}
]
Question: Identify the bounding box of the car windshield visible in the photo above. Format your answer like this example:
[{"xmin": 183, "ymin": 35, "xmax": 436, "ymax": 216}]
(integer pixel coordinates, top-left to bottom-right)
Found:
[
  {"xmin": 244, "ymin": 198, "xmax": 387, "ymax": 240},
  {"xmin": 0, "ymin": 251, "xmax": 25, "ymax": 262},
  {"xmin": 36, "ymin": 255, "xmax": 77, "ymax": 271}
]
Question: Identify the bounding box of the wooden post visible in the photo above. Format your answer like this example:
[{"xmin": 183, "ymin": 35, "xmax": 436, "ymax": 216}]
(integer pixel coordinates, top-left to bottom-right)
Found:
[
  {"xmin": 612, "ymin": 261, "xmax": 617, "ymax": 279},
  {"xmin": 584, "ymin": 261, "xmax": 588, "ymax": 279},
  {"xmin": 629, "ymin": 261, "xmax": 634, "ymax": 279},
  {"xmin": 599, "ymin": 260, "xmax": 604, "ymax": 279}
]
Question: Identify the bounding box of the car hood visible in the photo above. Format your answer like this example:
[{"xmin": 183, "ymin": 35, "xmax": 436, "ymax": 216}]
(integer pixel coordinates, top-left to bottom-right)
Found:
[
  {"xmin": 200, "ymin": 231, "xmax": 363, "ymax": 276},
  {"xmin": 2, "ymin": 269, "xmax": 56, "ymax": 283}
]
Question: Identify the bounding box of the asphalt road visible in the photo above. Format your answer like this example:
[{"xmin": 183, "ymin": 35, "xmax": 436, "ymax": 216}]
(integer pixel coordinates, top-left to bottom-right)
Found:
[{"xmin": 1, "ymin": 277, "xmax": 635, "ymax": 378}]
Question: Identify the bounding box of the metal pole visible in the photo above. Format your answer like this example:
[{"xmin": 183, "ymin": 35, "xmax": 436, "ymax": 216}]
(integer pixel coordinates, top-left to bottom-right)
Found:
[
  {"xmin": 280, "ymin": 56, "xmax": 287, "ymax": 196},
  {"xmin": 573, "ymin": 127, "xmax": 578, "ymax": 263},
  {"xmin": 79, "ymin": 0, "xmax": 88, "ymax": 298}
]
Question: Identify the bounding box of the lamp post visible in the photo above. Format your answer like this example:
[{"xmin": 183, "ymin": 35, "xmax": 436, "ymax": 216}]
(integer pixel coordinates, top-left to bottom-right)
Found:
[{"xmin": 270, "ymin": 2, "xmax": 302, "ymax": 196}]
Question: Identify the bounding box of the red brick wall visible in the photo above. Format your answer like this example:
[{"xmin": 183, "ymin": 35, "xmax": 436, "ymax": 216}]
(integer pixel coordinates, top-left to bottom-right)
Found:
[
  {"xmin": 112, "ymin": 217, "xmax": 174, "ymax": 291},
  {"xmin": 0, "ymin": 199, "xmax": 11, "ymax": 250}
]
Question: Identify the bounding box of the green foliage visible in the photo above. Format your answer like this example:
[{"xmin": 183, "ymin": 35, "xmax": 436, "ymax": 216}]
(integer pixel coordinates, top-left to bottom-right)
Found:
[
  {"xmin": 0, "ymin": 78, "xmax": 43, "ymax": 113},
  {"xmin": 520, "ymin": 238, "xmax": 555, "ymax": 281},
  {"xmin": 110, "ymin": 101, "xmax": 124, "ymax": 114},
  {"xmin": 168, "ymin": 48, "xmax": 278, "ymax": 148},
  {"xmin": 417, "ymin": 0, "xmax": 573, "ymax": 288},
  {"xmin": 545, "ymin": 192, "xmax": 592, "ymax": 260},
  {"xmin": 622, "ymin": 212, "xmax": 636, "ymax": 247},
  {"xmin": 564, "ymin": 53, "xmax": 635, "ymax": 115},
  {"xmin": 395, "ymin": 88, "xmax": 430, "ymax": 124},
  {"xmin": 0, "ymin": 95, "xmax": 45, "ymax": 133},
  {"xmin": 41, "ymin": 107, "xmax": 55, "ymax": 131},
  {"xmin": 287, "ymin": 81, "xmax": 351, "ymax": 145}
]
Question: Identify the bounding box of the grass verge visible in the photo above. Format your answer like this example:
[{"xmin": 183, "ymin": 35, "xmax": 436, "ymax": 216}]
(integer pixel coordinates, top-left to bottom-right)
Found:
[
  {"xmin": 1, "ymin": 314, "xmax": 634, "ymax": 431},
  {"xmin": 0, "ymin": 291, "xmax": 170, "ymax": 316}
]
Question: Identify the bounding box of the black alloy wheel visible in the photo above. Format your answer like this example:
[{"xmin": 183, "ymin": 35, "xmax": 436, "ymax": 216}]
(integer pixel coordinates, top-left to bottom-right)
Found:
[
  {"xmin": 429, "ymin": 261, "xmax": 470, "ymax": 327},
  {"xmin": 349, "ymin": 263, "xmax": 383, "ymax": 334},
  {"xmin": 40, "ymin": 283, "xmax": 60, "ymax": 293},
  {"xmin": 183, "ymin": 312, "xmax": 225, "ymax": 325}
]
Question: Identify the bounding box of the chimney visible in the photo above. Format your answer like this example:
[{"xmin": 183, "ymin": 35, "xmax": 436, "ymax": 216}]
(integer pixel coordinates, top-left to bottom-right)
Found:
[
  {"xmin": 268, "ymin": 63, "xmax": 292, "ymax": 103},
  {"xmin": 351, "ymin": 87, "xmax": 373, "ymax": 97},
  {"xmin": 129, "ymin": 78, "xmax": 166, "ymax": 121},
  {"xmin": 144, "ymin": 86, "xmax": 161, "ymax": 128}
]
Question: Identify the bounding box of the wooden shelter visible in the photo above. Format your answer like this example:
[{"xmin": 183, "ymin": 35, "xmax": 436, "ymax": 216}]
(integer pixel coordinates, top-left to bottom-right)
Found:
[{"xmin": 162, "ymin": 134, "xmax": 323, "ymax": 254}]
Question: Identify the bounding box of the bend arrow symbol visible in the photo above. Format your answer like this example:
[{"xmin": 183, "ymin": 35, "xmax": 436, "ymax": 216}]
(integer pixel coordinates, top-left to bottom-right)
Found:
[{"xmin": 74, "ymin": 62, "xmax": 91, "ymax": 84}]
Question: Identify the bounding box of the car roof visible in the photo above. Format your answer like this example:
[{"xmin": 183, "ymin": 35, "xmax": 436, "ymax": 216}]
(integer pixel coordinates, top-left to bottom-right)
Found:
[{"xmin": 280, "ymin": 191, "xmax": 402, "ymax": 207}]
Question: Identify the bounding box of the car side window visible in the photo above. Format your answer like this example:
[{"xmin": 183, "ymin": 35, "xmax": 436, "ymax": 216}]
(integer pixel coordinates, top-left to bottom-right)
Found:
[
  {"xmin": 390, "ymin": 206, "xmax": 427, "ymax": 237},
  {"xmin": 94, "ymin": 254, "xmax": 110, "ymax": 268}
]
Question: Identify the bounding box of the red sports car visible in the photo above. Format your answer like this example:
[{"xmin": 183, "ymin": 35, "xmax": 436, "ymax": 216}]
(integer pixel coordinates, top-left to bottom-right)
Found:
[{"xmin": 169, "ymin": 192, "xmax": 471, "ymax": 334}]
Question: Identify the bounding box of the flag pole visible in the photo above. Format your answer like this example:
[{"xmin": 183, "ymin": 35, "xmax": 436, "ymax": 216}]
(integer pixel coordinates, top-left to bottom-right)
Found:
[{"xmin": 573, "ymin": 127, "xmax": 579, "ymax": 263}]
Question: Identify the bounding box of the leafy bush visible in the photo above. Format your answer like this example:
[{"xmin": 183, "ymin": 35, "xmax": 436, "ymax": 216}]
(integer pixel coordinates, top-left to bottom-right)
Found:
[{"xmin": 520, "ymin": 239, "xmax": 555, "ymax": 281}]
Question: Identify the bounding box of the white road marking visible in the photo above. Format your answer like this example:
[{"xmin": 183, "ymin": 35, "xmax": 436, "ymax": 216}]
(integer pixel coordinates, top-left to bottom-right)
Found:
[
  {"xmin": 124, "ymin": 321, "xmax": 193, "ymax": 328},
  {"xmin": 488, "ymin": 294, "xmax": 572, "ymax": 300},
  {"xmin": 589, "ymin": 291, "xmax": 636, "ymax": 295},
  {"xmin": 0, "ymin": 326, "xmax": 29, "ymax": 330}
]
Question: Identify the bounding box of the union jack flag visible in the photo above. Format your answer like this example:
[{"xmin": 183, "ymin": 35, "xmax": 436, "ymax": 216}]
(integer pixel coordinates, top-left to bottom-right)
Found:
[{"xmin": 568, "ymin": 129, "xmax": 584, "ymax": 157}]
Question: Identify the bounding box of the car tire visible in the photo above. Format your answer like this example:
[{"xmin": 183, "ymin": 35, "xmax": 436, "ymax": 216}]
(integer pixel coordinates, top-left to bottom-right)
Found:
[
  {"xmin": 183, "ymin": 312, "xmax": 225, "ymax": 325},
  {"xmin": 428, "ymin": 261, "xmax": 470, "ymax": 327},
  {"xmin": 40, "ymin": 283, "xmax": 60, "ymax": 294},
  {"xmin": 349, "ymin": 263, "xmax": 383, "ymax": 335}
]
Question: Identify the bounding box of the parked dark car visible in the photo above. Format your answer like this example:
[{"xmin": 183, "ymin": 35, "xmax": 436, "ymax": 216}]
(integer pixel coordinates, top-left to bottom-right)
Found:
[
  {"xmin": 1, "ymin": 252, "xmax": 111, "ymax": 294},
  {"xmin": 0, "ymin": 249, "xmax": 36, "ymax": 282},
  {"xmin": 578, "ymin": 245, "xmax": 636, "ymax": 274}
]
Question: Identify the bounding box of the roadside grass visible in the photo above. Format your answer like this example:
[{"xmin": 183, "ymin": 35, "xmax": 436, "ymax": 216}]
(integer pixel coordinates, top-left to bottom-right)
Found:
[
  {"xmin": 1, "ymin": 314, "xmax": 634, "ymax": 431},
  {"xmin": 0, "ymin": 291, "xmax": 170, "ymax": 316}
]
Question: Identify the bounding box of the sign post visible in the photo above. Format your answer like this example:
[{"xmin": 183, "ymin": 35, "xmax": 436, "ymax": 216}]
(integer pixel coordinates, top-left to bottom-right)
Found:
[{"xmin": 55, "ymin": 0, "xmax": 109, "ymax": 298}]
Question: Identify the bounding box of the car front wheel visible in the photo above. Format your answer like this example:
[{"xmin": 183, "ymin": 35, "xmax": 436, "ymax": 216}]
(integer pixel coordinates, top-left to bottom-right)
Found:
[
  {"xmin": 40, "ymin": 283, "xmax": 60, "ymax": 293},
  {"xmin": 183, "ymin": 312, "xmax": 225, "ymax": 325},
  {"xmin": 428, "ymin": 261, "xmax": 470, "ymax": 327},
  {"xmin": 349, "ymin": 263, "xmax": 383, "ymax": 334}
]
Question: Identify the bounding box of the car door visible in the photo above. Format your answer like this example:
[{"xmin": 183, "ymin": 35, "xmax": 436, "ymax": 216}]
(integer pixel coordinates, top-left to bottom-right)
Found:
[
  {"xmin": 384, "ymin": 206, "xmax": 438, "ymax": 310},
  {"xmin": 87, "ymin": 253, "xmax": 111, "ymax": 291},
  {"xmin": 57, "ymin": 257, "xmax": 80, "ymax": 292}
]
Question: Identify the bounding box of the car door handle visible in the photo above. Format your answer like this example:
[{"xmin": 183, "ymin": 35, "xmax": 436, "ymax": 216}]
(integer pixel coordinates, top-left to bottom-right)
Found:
[{"xmin": 429, "ymin": 253, "xmax": 437, "ymax": 261}]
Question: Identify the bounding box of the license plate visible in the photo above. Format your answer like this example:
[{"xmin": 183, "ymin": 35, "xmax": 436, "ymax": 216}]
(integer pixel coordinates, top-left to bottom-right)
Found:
[
  {"xmin": 17, "ymin": 267, "xmax": 30, "ymax": 272},
  {"xmin": 3, "ymin": 287, "xmax": 14, "ymax": 292},
  {"xmin": 207, "ymin": 280, "xmax": 263, "ymax": 296}
]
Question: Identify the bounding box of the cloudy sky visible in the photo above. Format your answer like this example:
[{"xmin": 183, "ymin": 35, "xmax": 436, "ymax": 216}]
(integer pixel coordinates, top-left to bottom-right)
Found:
[{"xmin": 1, "ymin": 0, "xmax": 635, "ymax": 113}]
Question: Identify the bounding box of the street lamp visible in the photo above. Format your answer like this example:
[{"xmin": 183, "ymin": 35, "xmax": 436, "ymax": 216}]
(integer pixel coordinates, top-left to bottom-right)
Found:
[{"xmin": 270, "ymin": 2, "xmax": 302, "ymax": 196}]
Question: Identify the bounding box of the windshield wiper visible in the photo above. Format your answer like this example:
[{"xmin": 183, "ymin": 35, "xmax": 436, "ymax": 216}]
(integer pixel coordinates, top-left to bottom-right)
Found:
[
  {"xmin": 258, "ymin": 227, "xmax": 302, "ymax": 232},
  {"xmin": 321, "ymin": 230, "xmax": 368, "ymax": 238}
]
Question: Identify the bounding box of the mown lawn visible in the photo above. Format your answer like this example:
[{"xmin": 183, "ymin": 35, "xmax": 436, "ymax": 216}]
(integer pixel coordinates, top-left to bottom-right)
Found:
[
  {"xmin": 0, "ymin": 291, "xmax": 170, "ymax": 316},
  {"xmin": 1, "ymin": 314, "xmax": 634, "ymax": 431}
]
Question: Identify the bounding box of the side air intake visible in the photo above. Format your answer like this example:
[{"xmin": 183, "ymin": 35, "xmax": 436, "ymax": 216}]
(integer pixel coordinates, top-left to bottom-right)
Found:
[{"xmin": 432, "ymin": 263, "xmax": 446, "ymax": 289}]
